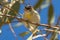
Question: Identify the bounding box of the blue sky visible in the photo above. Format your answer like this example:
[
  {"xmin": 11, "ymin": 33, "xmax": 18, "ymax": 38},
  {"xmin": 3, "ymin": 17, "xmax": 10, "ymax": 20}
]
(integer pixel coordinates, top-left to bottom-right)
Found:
[{"xmin": 0, "ymin": 0, "xmax": 60, "ymax": 40}]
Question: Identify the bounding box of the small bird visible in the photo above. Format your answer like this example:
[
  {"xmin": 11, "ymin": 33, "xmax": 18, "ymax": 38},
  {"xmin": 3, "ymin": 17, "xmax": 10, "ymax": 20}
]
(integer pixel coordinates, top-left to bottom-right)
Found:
[{"xmin": 23, "ymin": 5, "xmax": 40, "ymax": 35}]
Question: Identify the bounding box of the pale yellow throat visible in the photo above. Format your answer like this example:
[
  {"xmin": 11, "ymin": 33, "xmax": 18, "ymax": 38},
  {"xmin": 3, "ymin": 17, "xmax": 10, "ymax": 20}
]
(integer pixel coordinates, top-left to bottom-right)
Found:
[{"xmin": 24, "ymin": 13, "xmax": 32, "ymax": 19}]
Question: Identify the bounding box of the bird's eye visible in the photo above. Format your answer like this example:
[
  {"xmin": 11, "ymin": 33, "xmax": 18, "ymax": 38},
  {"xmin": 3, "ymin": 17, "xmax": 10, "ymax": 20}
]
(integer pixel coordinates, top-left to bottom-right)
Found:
[
  {"xmin": 25, "ymin": 5, "xmax": 32, "ymax": 10},
  {"xmin": 25, "ymin": 7, "xmax": 31, "ymax": 10}
]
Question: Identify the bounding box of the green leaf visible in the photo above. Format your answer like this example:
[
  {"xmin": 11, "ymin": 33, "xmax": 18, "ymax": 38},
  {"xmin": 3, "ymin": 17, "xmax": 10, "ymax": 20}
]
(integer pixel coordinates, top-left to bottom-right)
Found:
[
  {"xmin": 0, "ymin": 0, "xmax": 3, "ymax": 2},
  {"xmin": 0, "ymin": 11, "xmax": 5, "ymax": 29},
  {"xmin": 50, "ymin": 17, "xmax": 60, "ymax": 40},
  {"xmin": 50, "ymin": 30, "xmax": 58, "ymax": 40},
  {"xmin": 20, "ymin": 0, "xmax": 24, "ymax": 3},
  {"xmin": 6, "ymin": 1, "xmax": 20, "ymax": 22},
  {"xmin": 46, "ymin": 3, "xmax": 54, "ymax": 37},
  {"xmin": 20, "ymin": 31, "xmax": 30, "ymax": 37},
  {"xmin": 0, "ymin": 19, "xmax": 4, "ymax": 28},
  {"xmin": 41, "ymin": 0, "xmax": 50, "ymax": 9},
  {"xmin": 48, "ymin": 3, "xmax": 54, "ymax": 24},
  {"xmin": 0, "ymin": 0, "xmax": 20, "ymax": 29},
  {"xmin": 34, "ymin": 0, "xmax": 44, "ymax": 10}
]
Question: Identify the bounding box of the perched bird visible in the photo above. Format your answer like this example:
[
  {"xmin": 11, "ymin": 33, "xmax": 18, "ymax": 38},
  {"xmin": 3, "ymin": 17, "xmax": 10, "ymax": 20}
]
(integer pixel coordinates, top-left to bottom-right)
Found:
[{"xmin": 23, "ymin": 5, "xmax": 40, "ymax": 35}]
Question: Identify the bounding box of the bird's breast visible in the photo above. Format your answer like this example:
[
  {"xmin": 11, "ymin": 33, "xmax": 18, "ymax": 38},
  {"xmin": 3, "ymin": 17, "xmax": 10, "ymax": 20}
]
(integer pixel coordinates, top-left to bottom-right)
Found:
[{"xmin": 24, "ymin": 13, "xmax": 32, "ymax": 20}]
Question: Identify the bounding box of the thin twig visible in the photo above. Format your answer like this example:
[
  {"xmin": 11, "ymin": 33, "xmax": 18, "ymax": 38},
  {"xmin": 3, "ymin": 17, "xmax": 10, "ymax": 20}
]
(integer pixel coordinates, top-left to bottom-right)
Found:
[
  {"xmin": 32, "ymin": 28, "xmax": 60, "ymax": 40},
  {"xmin": 0, "ymin": 2, "xmax": 23, "ymax": 17},
  {"xmin": 0, "ymin": 14, "xmax": 60, "ymax": 29},
  {"xmin": 44, "ymin": 28, "xmax": 60, "ymax": 35},
  {"xmin": 33, "ymin": 34, "xmax": 46, "ymax": 39},
  {"xmin": 8, "ymin": 22, "xmax": 18, "ymax": 40},
  {"xmin": 0, "ymin": 2, "xmax": 60, "ymax": 29},
  {"xmin": 56, "ymin": 16, "xmax": 60, "ymax": 26}
]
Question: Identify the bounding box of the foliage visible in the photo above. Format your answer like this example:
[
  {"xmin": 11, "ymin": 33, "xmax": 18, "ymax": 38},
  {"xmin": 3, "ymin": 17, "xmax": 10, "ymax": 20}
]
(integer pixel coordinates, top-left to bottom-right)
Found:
[{"xmin": 0, "ymin": 0, "xmax": 60, "ymax": 40}]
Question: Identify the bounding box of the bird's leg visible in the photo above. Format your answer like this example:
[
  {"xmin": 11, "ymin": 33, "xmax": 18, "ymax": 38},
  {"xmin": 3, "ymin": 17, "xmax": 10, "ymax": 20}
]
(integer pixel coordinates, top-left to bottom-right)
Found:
[
  {"xmin": 29, "ymin": 25, "xmax": 39, "ymax": 36},
  {"xmin": 32, "ymin": 29, "xmax": 39, "ymax": 36}
]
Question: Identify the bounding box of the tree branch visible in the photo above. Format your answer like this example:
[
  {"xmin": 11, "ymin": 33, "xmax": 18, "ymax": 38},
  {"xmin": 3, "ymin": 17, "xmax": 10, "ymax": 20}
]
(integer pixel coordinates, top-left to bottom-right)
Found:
[
  {"xmin": 44, "ymin": 28, "xmax": 60, "ymax": 35},
  {"xmin": 33, "ymin": 34, "xmax": 46, "ymax": 39},
  {"xmin": 0, "ymin": 14, "xmax": 60, "ymax": 29},
  {"xmin": 0, "ymin": 2, "xmax": 23, "ymax": 16},
  {"xmin": 0, "ymin": 2, "xmax": 60, "ymax": 29}
]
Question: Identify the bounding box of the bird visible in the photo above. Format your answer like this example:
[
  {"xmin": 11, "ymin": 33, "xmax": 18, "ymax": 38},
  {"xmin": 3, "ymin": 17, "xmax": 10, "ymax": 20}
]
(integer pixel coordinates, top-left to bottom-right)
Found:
[{"xmin": 23, "ymin": 5, "xmax": 40, "ymax": 36}]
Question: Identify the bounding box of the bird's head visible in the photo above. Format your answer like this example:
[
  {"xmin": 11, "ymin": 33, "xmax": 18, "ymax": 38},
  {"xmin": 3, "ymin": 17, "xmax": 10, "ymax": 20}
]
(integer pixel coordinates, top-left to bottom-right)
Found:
[{"xmin": 25, "ymin": 5, "xmax": 33, "ymax": 11}]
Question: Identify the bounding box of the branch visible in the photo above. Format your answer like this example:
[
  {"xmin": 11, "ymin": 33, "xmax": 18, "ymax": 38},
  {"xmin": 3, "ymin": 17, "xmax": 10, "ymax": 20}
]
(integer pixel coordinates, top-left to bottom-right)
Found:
[
  {"xmin": 33, "ymin": 34, "xmax": 46, "ymax": 39},
  {"xmin": 8, "ymin": 23, "xmax": 18, "ymax": 40},
  {"xmin": 32, "ymin": 28, "xmax": 60, "ymax": 40},
  {"xmin": 44, "ymin": 28, "xmax": 60, "ymax": 34},
  {"xmin": 0, "ymin": 14, "xmax": 60, "ymax": 29},
  {"xmin": 0, "ymin": 2, "xmax": 60, "ymax": 29},
  {"xmin": 0, "ymin": 2, "xmax": 23, "ymax": 17},
  {"xmin": 7, "ymin": 19, "xmax": 18, "ymax": 40}
]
